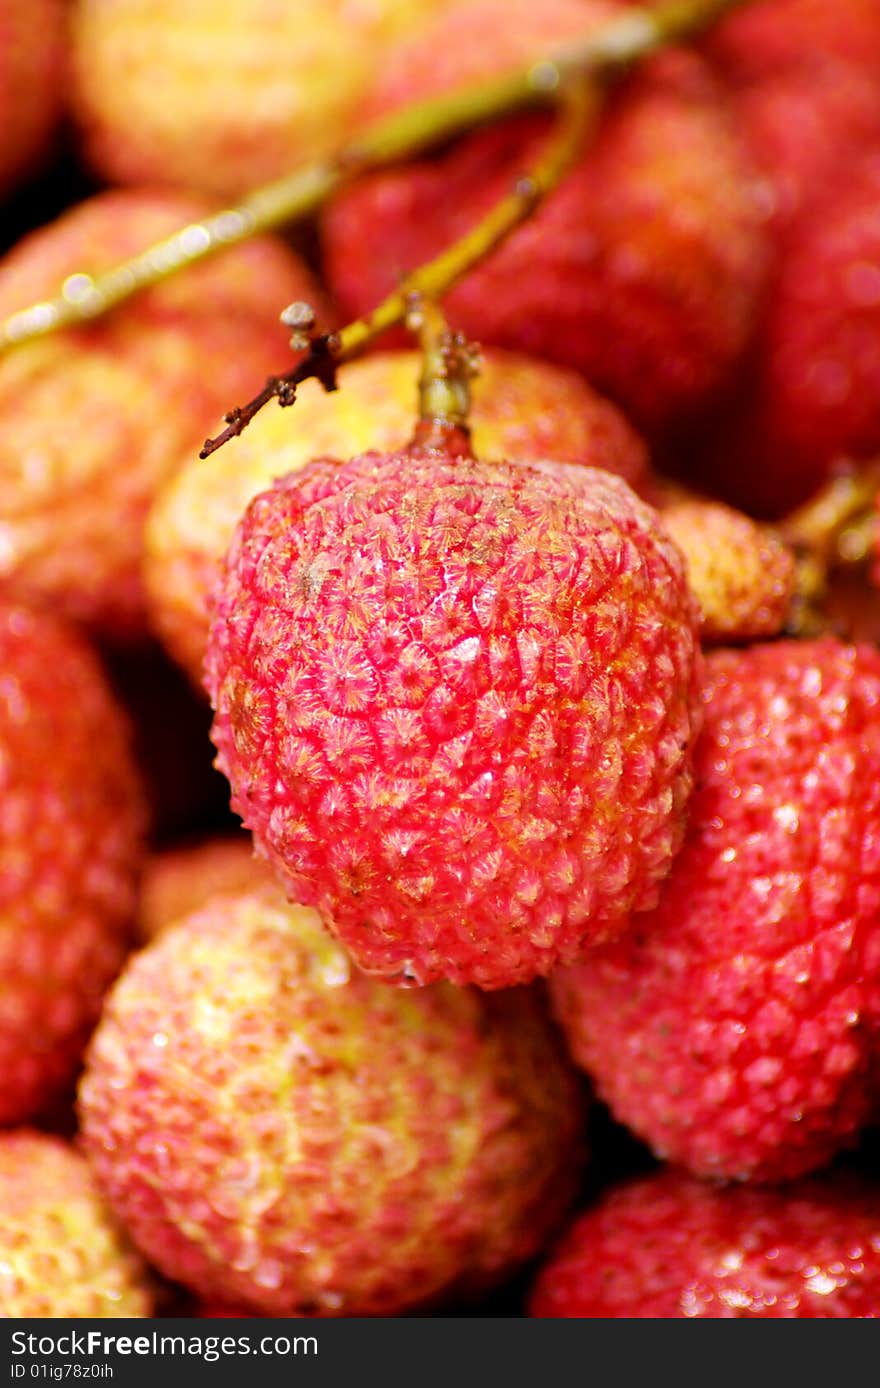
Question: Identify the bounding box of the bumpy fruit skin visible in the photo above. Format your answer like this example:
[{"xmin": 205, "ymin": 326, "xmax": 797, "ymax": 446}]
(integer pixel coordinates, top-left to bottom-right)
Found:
[
  {"xmin": 0, "ymin": 0, "xmax": 64, "ymax": 197},
  {"xmin": 0, "ymin": 190, "xmax": 324, "ymax": 638},
  {"xmin": 78, "ymin": 885, "xmax": 585, "ymax": 1316},
  {"xmin": 659, "ymin": 496, "xmax": 794, "ymax": 643},
  {"xmin": 0, "ymin": 1132, "xmax": 153, "ymax": 1317},
  {"xmin": 0, "ymin": 602, "xmax": 146, "ymax": 1124},
  {"xmin": 206, "ymin": 446, "xmax": 701, "ymax": 989},
  {"xmin": 138, "ymin": 834, "xmax": 271, "ymax": 942},
  {"xmin": 70, "ymin": 0, "xmax": 453, "ymax": 199},
  {"xmin": 145, "ymin": 348, "xmax": 649, "ymax": 684},
  {"xmin": 322, "ymin": 0, "xmax": 766, "ymax": 435},
  {"xmin": 550, "ymin": 639, "xmax": 880, "ymax": 1183},
  {"xmin": 530, "ymin": 1170, "xmax": 880, "ymax": 1318}
]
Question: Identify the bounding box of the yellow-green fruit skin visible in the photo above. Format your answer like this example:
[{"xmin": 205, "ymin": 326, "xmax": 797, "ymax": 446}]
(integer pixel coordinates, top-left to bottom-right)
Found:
[
  {"xmin": 79, "ymin": 885, "xmax": 586, "ymax": 1316},
  {"xmin": 0, "ymin": 1131, "xmax": 153, "ymax": 1317}
]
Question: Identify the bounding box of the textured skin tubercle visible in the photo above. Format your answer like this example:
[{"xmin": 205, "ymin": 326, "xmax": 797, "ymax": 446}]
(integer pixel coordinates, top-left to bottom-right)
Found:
[{"xmin": 205, "ymin": 450, "xmax": 702, "ymax": 989}]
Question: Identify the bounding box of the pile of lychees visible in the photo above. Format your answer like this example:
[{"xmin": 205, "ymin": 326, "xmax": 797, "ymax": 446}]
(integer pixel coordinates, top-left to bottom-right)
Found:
[{"xmin": 4, "ymin": 0, "xmax": 880, "ymax": 1320}]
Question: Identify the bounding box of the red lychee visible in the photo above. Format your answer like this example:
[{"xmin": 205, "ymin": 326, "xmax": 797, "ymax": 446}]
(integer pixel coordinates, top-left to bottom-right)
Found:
[
  {"xmin": 0, "ymin": 189, "xmax": 325, "ymax": 639},
  {"xmin": 69, "ymin": 0, "xmax": 455, "ymax": 199},
  {"xmin": 0, "ymin": 0, "xmax": 65, "ymax": 197},
  {"xmin": 696, "ymin": 156, "xmax": 880, "ymax": 518},
  {"xmin": 322, "ymin": 0, "xmax": 767, "ymax": 435},
  {"xmin": 685, "ymin": 0, "xmax": 880, "ymax": 515},
  {"xmin": 205, "ymin": 439, "xmax": 701, "ymax": 989},
  {"xmin": 144, "ymin": 347, "xmax": 650, "ymax": 686},
  {"xmin": 550, "ymin": 638, "xmax": 880, "ymax": 1183},
  {"xmin": 0, "ymin": 1131, "xmax": 154, "ymax": 1317},
  {"xmin": 78, "ymin": 883, "xmax": 585, "ymax": 1316},
  {"xmin": 530, "ymin": 1168, "xmax": 880, "ymax": 1318},
  {"xmin": 0, "ymin": 601, "xmax": 146, "ymax": 1125}
]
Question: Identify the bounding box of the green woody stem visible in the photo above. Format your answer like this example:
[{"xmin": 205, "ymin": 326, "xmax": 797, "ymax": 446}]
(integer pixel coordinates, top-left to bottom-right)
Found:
[
  {"xmin": 0, "ymin": 0, "xmax": 748, "ymax": 353},
  {"xmin": 199, "ymin": 81, "xmax": 598, "ymax": 457}
]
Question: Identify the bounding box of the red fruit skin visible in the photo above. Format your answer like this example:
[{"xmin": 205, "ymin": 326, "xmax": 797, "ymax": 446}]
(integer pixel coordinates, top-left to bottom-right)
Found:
[
  {"xmin": 79, "ymin": 888, "xmax": 585, "ymax": 1316},
  {"xmin": 705, "ymin": 0, "xmax": 880, "ymax": 84},
  {"xmin": 685, "ymin": 0, "xmax": 880, "ymax": 515},
  {"xmin": 205, "ymin": 448, "xmax": 701, "ymax": 989},
  {"xmin": 756, "ymin": 160, "xmax": 880, "ymax": 492},
  {"xmin": 0, "ymin": 603, "xmax": 145, "ymax": 1125},
  {"xmin": 530, "ymin": 1169, "xmax": 880, "ymax": 1318},
  {"xmin": 550, "ymin": 639, "xmax": 880, "ymax": 1182},
  {"xmin": 322, "ymin": 0, "xmax": 766, "ymax": 435}
]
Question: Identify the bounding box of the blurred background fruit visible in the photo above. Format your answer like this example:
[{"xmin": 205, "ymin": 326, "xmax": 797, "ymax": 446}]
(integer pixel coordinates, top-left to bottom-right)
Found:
[
  {"xmin": 322, "ymin": 0, "xmax": 768, "ymax": 438},
  {"xmin": 0, "ymin": 602, "xmax": 146, "ymax": 1127},
  {"xmin": 0, "ymin": 189, "xmax": 324, "ymax": 639},
  {"xmin": 79, "ymin": 883, "xmax": 586, "ymax": 1315},
  {"xmin": 69, "ymin": 0, "xmax": 457, "ymax": 198},
  {"xmin": 0, "ymin": 0, "xmax": 65, "ymax": 200},
  {"xmin": 0, "ymin": 1130, "xmax": 155, "ymax": 1316}
]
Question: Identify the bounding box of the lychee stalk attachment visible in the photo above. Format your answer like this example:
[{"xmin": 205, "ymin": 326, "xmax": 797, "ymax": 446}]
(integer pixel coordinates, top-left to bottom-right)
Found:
[
  {"xmin": 780, "ymin": 462, "xmax": 880, "ymax": 635},
  {"xmin": 199, "ymin": 80, "xmax": 598, "ymax": 458},
  {"xmin": 0, "ymin": 0, "xmax": 750, "ymax": 353},
  {"xmin": 406, "ymin": 296, "xmax": 481, "ymax": 455}
]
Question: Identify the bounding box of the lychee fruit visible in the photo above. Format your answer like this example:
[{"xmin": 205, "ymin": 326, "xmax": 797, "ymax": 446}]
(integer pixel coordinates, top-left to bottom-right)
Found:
[
  {"xmin": 530, "ymin": 1168, "xmax": 880, "ymax": 1318},
  {"xmin": 550, "ymin": 638, "xmax": 880, "ymax": 1183},
  {"xmin": 78, "ymin": 883, "xmax": 586, "ymax": 1316},
  {"xmin": 322, "ymin": 0, "xmax": 767, "ymax": 435},
  {"xmin": 145, "ymin": 347, "xmax": 650, "ymax": 685},
  {"xmin": 0, "ymin": 0, "xmax": 65, "ymax": 198},
  {"xmin": 205, "ymin": 437, "xmax": 701, "ymax": 990},
  {"xmin": 0, "ymin": 189, "xmax": 325, "ymax": 638},
  {"xmin": 695, "ymin": 155, "xmax": 880, "ymax": 519},
  {"xmin": 658, "ymin": 494, "xmax": 795, "ymax": 643},
  {"xmin": 69, "ymin": 0, "xmax": 455, "ymax": 199},
  {"xmin": 0, "ymin": 600, "xmax": 146, "ymax": 1125},
  {"xmin": 0, "ymin": 1131, "xmax": 154, "ymax": 1317}
]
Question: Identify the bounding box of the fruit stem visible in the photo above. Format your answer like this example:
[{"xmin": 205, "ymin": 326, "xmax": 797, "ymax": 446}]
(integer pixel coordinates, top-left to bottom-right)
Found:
[
  {"xmin": 406, "ymin": 297, "xmax": 481, "ymax": 454},
  {"xmin": 0, "ymin": 0, "xmax": 749, "ymax": 354},
  {"xmin": 780, "ymin": 462, "xmax": 880, "ymax": 634},
  {"xmin": 199, "ymin": 81, "xmax": 597, "ymax": 458}
]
